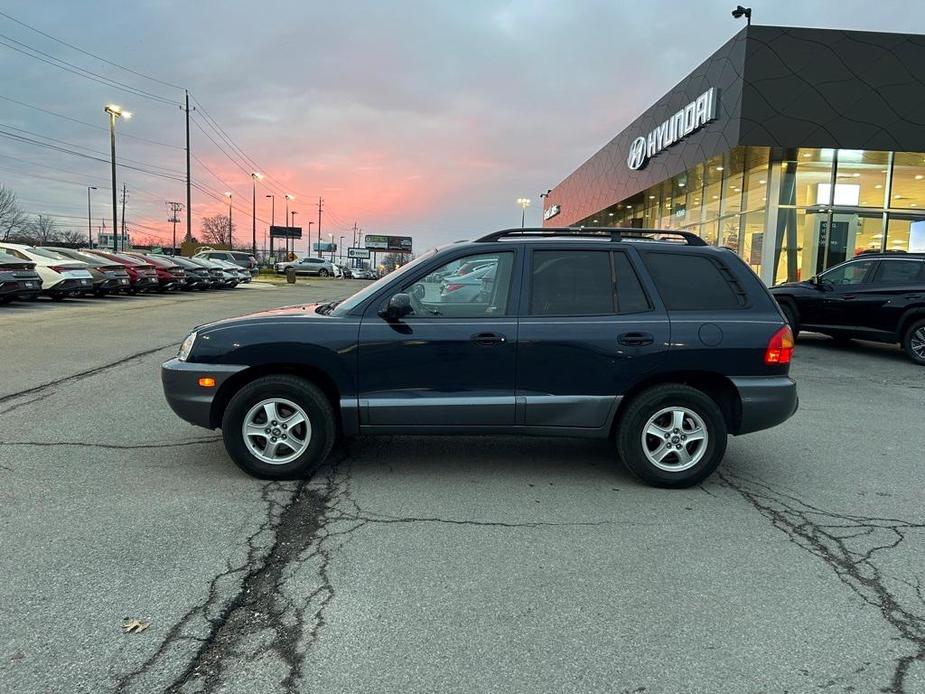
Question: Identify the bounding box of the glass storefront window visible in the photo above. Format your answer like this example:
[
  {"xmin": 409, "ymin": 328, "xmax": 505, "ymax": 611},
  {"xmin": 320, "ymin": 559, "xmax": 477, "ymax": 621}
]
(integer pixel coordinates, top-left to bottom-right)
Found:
[
  {"xmin": 833, "ymin": 150, "xmax": 888, "ymax": 207},
  {"xmin": 741, "ymin": 211, "xmax": 766, "ymax": 275},
  {"xmin": 890, "ymin": 152, "xmax": 925, "ymax": 210},
  {"xmin": 703, "ymin": 154, "xmax": 724, "ymax": 220},
  {"xmin": 886, "ymin": 214, "xmax": 925, "ymax": 253},
  {"xmin": 721, "ymin": 150, "xmax": 746, "ymax": 216},
  {"xmin": 718, "ymin": 215, "xmax": 740, "ymax": 252},
  {"xmin": 778, "ymin": 148, "xmax": 835, "ymax": 208},
  {"xmin": 742, "ymin": 147, "xmax": 770, "ymax": 211}
]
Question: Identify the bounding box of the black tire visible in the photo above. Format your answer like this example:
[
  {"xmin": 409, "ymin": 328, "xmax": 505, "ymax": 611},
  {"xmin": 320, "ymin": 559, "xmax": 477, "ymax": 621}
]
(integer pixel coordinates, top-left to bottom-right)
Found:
[
  {"xmin": 780, "ymin": 301, "xmax": 800, "ymax": 338},
  {"xmin": 49, "ymin": 293, "xmax": 66, "ymax": 302},
  {"xmin": 318, "ymin": 268, "xmax": 329, "ymax": 278},
  {"xmin": 221, "ymin": 375, "xmax": 336, "ymax": 479},
  {"xmin": 902, "ymin": 318, "xmax": 925, "ymax": 365},
  {"xmin": 616, "ymin": 384, "xmax": 728, "ymax": 488}
]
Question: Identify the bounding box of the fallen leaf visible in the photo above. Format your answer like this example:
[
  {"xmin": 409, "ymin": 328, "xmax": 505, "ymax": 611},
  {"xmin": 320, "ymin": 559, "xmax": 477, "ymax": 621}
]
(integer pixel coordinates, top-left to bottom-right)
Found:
[{"xmin": 122, "ymin": 619, "xmax": 149, "ymax": 634}]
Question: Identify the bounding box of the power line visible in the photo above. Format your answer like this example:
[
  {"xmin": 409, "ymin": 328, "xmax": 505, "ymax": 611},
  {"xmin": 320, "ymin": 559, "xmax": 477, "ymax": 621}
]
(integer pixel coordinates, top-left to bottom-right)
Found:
[
  {"xmin": 0, "ymin": 34, "xmax": 181, "ymax": 106},
  {"xmin": 0, "ymin": 9, "xmax": 185, "ymax": 91},
  {"xmin": 0, "ymin": 94, "xmax": 184, "ymax": 150}
]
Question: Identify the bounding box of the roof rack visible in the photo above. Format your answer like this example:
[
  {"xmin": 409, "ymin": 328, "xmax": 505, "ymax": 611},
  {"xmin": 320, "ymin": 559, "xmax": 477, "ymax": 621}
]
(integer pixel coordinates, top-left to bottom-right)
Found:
[{"xmin": 474, "ymin": 227, "xmax": 707, "ymax": 246}]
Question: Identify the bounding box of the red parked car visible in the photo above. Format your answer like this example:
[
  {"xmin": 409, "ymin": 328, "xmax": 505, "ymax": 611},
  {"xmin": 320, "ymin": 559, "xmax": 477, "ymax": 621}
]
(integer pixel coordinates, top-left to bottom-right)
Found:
[
  {"xmin": 81, "ymin": 249, "xmax": 159, "ymax": 294},
  {"xmin": 124, "ymin": 252, "xmax": 186, "ymax": 292}
]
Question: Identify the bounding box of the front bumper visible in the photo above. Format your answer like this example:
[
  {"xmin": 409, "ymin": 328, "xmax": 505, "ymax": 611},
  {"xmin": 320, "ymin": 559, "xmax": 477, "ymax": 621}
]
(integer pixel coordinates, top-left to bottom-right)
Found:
[
  {"xmin": 161, "ymin": 358, "xmax": 248, "ymax": 429},
  {"xmin": 730, "ymin": 376, "xmax": 798, "ymax": 435}
]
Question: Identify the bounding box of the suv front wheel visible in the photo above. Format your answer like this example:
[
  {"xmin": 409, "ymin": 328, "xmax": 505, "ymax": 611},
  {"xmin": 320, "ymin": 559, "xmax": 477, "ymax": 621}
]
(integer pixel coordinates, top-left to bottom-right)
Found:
[
  {"xmin": 221, "ymin": 375, "xmax": 336, "ymax": 479},
  {"xmin": 616, "ymin": 384, "xmax": 728, "ymax": 488}
]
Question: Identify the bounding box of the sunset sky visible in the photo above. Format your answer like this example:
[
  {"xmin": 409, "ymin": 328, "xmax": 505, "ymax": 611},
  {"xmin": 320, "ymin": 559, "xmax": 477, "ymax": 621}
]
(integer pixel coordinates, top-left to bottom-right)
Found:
[{"xmin": 2, "ymin": 0, "xmax": 922, "ymax": 253}]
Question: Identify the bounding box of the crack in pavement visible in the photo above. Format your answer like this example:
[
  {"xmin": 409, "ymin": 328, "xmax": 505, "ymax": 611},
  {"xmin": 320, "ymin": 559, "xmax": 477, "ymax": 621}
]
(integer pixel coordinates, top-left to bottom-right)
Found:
[
  {"xmin": 327, "ymin": 510, "xmax": 620, "ymax": 529},
  {"xmin": 0, "ymin": 342, "xmax": 177, "ymax": 406},
  {"xmin": 0, "ymin": 437, "xmax": 221, "ymax": 451},
  {"xmin": 719, "ymin": 471, "xmax": 925, "ymax": 694}
]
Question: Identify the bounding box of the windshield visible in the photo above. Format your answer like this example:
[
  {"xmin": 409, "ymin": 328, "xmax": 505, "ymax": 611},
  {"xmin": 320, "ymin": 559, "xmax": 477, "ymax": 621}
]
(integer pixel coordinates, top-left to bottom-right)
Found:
[
  {"xmin": 331, "ymin": 249, "xmax": 438, "ymax": 316},
  {"xmin": 27, "ymin": 247, "xmax": 70, "ymax": 260}
]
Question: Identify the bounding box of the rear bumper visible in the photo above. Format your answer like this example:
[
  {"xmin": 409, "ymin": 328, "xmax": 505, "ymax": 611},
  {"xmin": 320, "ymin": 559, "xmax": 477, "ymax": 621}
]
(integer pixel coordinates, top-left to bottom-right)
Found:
[
  {"xmin": 161, "ymin": 358, "xmax": 248, "ymax": 429},
  {"xmin": 0, "ymin": 278, "xmax": 41, "ymax": 295},
  {"xmin": 730, "ymin": 376, "xmax": 798, "ymax": 435}
]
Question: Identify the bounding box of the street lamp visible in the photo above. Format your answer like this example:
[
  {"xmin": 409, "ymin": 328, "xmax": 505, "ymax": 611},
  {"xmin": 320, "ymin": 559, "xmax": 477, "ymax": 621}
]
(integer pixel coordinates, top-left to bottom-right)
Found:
[
  {"xmin": 265, "ymin": 194, "xmax": 275, "ymax": 259},
  {"xmin": 251, "ymin": 172, "xmax": 262, "ymax": 257},
  {"xmin": 290, "ymin": 211, "xmax": 298, "ymax": 257},
  {"xmin": 284, "ymin": 194, "xmax": 294, "ymax": 258},
  {"xmin": 517, "ymin": 197, "xmax": 531, "ymax": 229},
  {"xmin": 104, "ymin": 104, "xmax": 131, "ymax": 253},
  {"xmin": 225, "ymin": 192, "xmax": 233, "ymax": 247},
  {"xmin": 328, "ymin": 233, "xmax": 334, "ymax": 263},
  {"xmin": 307, "ymin": 221, "xmax": 314, "ymax": 255},
  {"xmin": 339, "ymin": 235, "xmax": 344, "ymax": 263},
  {"xmin": 731, "ymin": 5, "xmax": 752, "ymax": 24},
  {"xmin": 87, "ymin": 186, "xmax": 97, "ymax": 248}
]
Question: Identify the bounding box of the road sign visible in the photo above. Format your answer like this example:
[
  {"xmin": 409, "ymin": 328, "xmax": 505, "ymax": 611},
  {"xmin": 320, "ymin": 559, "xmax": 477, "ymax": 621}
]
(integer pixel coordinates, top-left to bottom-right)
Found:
[
  {"xmin": 270, "ymin": 225, "xmax": 302, "ymax": 239},
  {"xmin": 347, "ymin": 247, "xmax": 370, "ymax": 259}
]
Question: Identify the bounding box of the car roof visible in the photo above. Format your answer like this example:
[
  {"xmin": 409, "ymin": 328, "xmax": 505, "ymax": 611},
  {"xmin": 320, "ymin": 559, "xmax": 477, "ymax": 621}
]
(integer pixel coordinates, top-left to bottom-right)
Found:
[{"xmin": 853, "ymin": 252, "xmax": 925, "ymax": 259}]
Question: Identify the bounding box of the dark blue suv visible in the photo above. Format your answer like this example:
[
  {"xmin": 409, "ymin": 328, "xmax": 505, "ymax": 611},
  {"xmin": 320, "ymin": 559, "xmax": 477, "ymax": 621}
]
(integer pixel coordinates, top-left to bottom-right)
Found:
[{"xmin": 162, "ymin": 228, "xmax": 798, "ymax": 488}]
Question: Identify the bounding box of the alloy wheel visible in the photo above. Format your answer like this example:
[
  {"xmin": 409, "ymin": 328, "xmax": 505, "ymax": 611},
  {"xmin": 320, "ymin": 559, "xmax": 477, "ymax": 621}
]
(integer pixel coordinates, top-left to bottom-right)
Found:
[
  {"xmin": 912, "ymin": 327, "xmax": 925, "ymax": 360},
  {"xmin": 242, "ymin": 398, "xmax": 312, "ymax": 465},
  {"xmin": 641, "ymin": 406, "xmax": 709, "ymax": 472}
]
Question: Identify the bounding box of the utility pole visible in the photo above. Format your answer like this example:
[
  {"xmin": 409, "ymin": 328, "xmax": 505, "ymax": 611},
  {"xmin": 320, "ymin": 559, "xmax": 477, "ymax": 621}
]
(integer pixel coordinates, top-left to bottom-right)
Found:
[
  {"xmin": 307, "ymin": 221, "xmax": 314, "ymax": 256},
  {"xmin": 183, "ymin": 91, "xmax": 195, "ymax": 243},
  {"xmin": 166, "ymin": 201, "xmax": 183, "ymax": 254},
  {"xmin": 352, "ymin": 221, "xmax": 358, "ymax": 267},
  {"xmin": 251, "ymin": 172, "xmax": 261, "ymax": 258},
  {"xmin": 266, "ymin": 194, "xmax": 275, "ymax": 261},
  {"xmin": 120, "ymin": 184, "xmax": 127, "ymax": 251},
  {"xmin": 317, "ymin": 196, "xmax": 323, "ymax": 256},
  {"xmin": 86, "ymin": 186, "xmax": 97, "ymax": 248}
]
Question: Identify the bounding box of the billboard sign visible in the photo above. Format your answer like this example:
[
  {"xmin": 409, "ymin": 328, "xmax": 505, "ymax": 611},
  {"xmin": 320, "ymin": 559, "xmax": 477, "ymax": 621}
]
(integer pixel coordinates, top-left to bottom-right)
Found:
[
  {"xmin": 347, "ymin": 247, "xmax": 370, "ymax": 259},
  {"xmin": 270, "ymin": 225, "xmax": 302, "ymax": 239},
  {"xmin": 313, "ymin": 242, "xmax": 336, "ymax": 253},
  {"xmin": 364, "ymin": 235, "xmax": 412, "ymax": 252}
]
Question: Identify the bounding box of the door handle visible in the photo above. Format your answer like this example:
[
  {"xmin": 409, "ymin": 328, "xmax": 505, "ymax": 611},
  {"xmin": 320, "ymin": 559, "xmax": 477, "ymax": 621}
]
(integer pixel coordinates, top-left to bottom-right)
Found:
[
  {"xmin": 618, "ymin": 331, "xmax": 654, "ymax": 346},
  {"xmin": 470, "ymin": 332, "xmax": 507, "ymax": 345}
]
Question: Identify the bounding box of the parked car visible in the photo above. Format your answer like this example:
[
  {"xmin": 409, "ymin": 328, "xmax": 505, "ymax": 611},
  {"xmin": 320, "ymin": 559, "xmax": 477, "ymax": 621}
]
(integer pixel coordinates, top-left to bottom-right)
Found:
[
  {"xmin": 0, "ymin": 249, "xmax": 42, "ymax": 303},
  {"xmin": 350, "ymin": 267, "xmax": 377, "ymax": 280},
  {"xmin": 771, "ymin": 253, "xmax": 925, "ymax": 365},
  {"xmin": 439, "ymin": 262, "xmax": 497, "ymax": 303},
  {"xmin": 194, "ymin": 249, "xmax": 258, "ymax": 275},
  {"xmin": 80, "ymin": 249, "xmax": 160, "ymax": 294},
  {"xmin": 152, "ymin": 255, "xmax": 212, "ymax": 290},
  {"xmin": 41, "ymin": 247, "xmax": 131, "ymax": 297},
  {"xmin": 124, "ymin": 252, "xmax": 187, "ymax": 292},
  {"xmin": 274, "ymin": 256, "xmax": 335, "ymax": 276},
  {"xmin": 162, "ymin": 227, "xmax": 798, "ymax": 488},
  {"xmin": 336, "ymin": 264, "xmax": 353, "ymax": 279},
  {"xmin": 0, "ymin": 243, "xmax": 93, "ymax": 300},
  {"xmin": 211, "ymin": 258, "xmax": 250, "ymax": 284},
  {"xmin": 185, "ymin": 257, "xmax": 234, "ymax": 288}
]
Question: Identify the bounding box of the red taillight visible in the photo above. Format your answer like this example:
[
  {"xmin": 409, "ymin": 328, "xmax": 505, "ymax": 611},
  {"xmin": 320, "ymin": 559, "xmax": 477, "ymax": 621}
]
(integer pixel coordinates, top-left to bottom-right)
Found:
[
  {"xmin": 765, "ymin": 325, "xmax": 795, "ymax": 365},
  {"xmin": 444, "ymin": 283, "xmax": 464, "ymax": 292},
  {"xmin": 49, "ymin": 265, "xmax": 76, "ymax": 272}
]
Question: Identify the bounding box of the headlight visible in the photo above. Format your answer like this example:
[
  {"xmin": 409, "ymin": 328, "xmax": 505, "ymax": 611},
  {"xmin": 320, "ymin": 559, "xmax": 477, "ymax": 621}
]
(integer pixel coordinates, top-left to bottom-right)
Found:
[{"xmin": 177, "ymin": 331, "xmax": 197, "ymax": 361}]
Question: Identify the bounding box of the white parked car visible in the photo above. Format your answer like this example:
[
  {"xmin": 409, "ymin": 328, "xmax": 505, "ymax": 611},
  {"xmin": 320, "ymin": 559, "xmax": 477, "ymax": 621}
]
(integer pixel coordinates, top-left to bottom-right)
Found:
[
  {"xmin": 0, "ymin": 243, "xmax": 94, "ymax": 300},
  {"xmin": 274, "ymin": 256, "xmax": 335, "ymax": 277},
  {"xmin": 212, "ymin": 258, "xmax": 250, "ymax": 284}
]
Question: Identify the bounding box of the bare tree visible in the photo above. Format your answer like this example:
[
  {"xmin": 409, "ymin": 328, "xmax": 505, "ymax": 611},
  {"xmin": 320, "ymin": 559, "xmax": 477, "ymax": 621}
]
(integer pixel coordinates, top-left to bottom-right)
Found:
[
  {"xmin": 0, "ymin": 185, "xmax": 25, "ymax": 240},
  {"xmin": 57, "ymin": 230, "xmax": 88, "ymax": 246},
  {"xmin": 200, "ymin": 214, "xmax": 234, "ymax": 247},
  {"xmin": 22, "ymin": 215, "xmax": 60, "ymax": 244},
  {"xmin": 381, "ymin": 252, "xmax": 404, "ymax": 273}
]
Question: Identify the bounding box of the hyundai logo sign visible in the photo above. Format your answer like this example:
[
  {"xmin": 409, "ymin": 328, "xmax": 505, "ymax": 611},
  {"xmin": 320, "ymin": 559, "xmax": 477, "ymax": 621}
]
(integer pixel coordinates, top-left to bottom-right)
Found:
[
  {"xmin": 543, "ymin": 204, "xmax": 561, "ymax": 221},
  {"xmin": 626, "ymin": 87, "xmax": 719, "ymax": 170}
]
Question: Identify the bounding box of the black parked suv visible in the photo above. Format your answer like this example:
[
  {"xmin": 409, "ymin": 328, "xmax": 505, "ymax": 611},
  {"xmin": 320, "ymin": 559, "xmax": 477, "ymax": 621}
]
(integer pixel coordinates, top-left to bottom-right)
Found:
[
  {"xmin": 162, "ymin": 228, "xmax": 798, "ymax": 488},
  {"xmin": 770, "ymin": 253, "xmax": 925, "ymax": 365}
]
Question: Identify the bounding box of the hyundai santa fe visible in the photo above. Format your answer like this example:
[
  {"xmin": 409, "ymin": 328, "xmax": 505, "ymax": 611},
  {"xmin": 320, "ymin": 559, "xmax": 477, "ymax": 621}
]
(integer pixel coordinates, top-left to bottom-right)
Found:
[{"xmin": 162, "ymin": 228, "xmax": 798, "ymax": 488}]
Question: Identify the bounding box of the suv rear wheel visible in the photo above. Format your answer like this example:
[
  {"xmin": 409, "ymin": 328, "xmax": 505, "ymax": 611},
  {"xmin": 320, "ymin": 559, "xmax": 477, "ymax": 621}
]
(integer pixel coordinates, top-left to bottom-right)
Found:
[
  {"xmin": 616, "ymin": 384, "xmax": 728, "ymax": 488},
  {"xmin": 902, "ymin": 318, "xmax": 925, "ymax": 365},
  {"xmin": 318, "ymin": 268, "xmax": 330, "ymax": 278},
  {"xmin": 780, "ymin": 301, "xmax": 800, "ymax": 338},
  {"xmin": 221, "ymin": 375, "xmax": 336, "ymax": 479}
]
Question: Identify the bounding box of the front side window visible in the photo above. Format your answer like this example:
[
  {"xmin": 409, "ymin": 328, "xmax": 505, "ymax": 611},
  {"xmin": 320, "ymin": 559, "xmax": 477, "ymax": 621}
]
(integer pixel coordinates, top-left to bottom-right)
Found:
[
  {"xmin": 530, "ymin": 251, "xmax": 613, "ymax": 315},
  {"xmin": 403, "ymin": 252, "xmax": 514, "ymax": 317},
  {"xmin": 821, "ymin": 259, "xmax": 875, "ymax": 286},
  {"xmin": 871, "ymin": 260, "xmax": 924, "ymax": 285}
]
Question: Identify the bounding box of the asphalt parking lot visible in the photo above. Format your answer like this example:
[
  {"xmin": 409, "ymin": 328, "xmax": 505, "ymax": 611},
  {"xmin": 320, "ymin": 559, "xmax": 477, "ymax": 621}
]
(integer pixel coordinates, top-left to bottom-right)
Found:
[{"xmin": 1, "ymin": 282, "xmax": 924, "ymax": 694}]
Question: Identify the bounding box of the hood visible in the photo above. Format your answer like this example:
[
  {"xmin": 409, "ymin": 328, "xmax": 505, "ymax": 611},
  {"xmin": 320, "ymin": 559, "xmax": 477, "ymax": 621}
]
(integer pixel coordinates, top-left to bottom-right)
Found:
[
  {"xmin": 771, "ymin": 280, "xmax": 812, "ymax": 290},
  {"xmin": 197, "ymin": 303, "xmax": 326, "ymax": 331}
]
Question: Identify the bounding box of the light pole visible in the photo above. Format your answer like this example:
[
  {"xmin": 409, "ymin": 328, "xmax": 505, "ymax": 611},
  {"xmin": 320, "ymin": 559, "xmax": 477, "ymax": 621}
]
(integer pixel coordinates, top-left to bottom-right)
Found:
[
  {"xmin": 307, "ymin": 221, "xmax": 314, "ymax": 255},
  {"xmin": 328, "ymin": 233, "xmax": 335, "ymax": 263},
  {"xmin": 265, "ymin": 194, "xmax": 275, "ymax": 260},
  {"xmin": 339, "ymin": 235, "xmax": 344, "ymax": 263},
  {"xmin": 225, "ymin": 192, "xmax": 233, "ymax": 247},
  {"xmin": 285, "ymin": 194, "xmax": 294, "ymax": 258},
  {"xmin": 290, "ymin": 211, "xmax": 297, "ymax": 258},
  {"xmin": 104, "ymin": 104, "xmax": 131, "ymax": 253},
  {"xmin": 517, "ymin": 197, "xmax": 531, "ymax": 228},
  {"xmin": 251, "ymin": 172, "xmax": 262, "ymax": 257},
  {"xmin": 86, "ymin": 186, "xmax": 97, "ymax": 248}
]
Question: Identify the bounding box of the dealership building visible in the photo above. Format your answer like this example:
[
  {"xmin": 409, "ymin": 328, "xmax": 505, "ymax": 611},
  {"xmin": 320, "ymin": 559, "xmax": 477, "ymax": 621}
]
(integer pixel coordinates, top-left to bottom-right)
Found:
[{"xmin": 543, "ymin": 25, "xmax": 925, "ymax": 286}]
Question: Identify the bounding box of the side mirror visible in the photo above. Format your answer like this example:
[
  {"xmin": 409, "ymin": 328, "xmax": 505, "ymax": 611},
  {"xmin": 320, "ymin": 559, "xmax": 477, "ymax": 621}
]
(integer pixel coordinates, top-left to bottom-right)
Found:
[{"xmin": 379, "ymin": 292, "xmax": 412, "ymax": 320}]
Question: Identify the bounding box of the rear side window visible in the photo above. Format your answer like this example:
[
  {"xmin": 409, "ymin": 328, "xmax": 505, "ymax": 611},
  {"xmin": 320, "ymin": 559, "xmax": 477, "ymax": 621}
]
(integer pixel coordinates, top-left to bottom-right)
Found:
[
  {"xmin": 872, "ymin": 260, "xmax": 924, "ymax": 284},
  {"xmin": 643, "ymin": 252, "xmax": 745, "ymax": 310},
  {"xmin": 613, "ymin": 253, "xmax": 651, "ymax": 313},
  {"xmin": 530, "ymin": 251, "xmax": 613, "ymax": 315}
]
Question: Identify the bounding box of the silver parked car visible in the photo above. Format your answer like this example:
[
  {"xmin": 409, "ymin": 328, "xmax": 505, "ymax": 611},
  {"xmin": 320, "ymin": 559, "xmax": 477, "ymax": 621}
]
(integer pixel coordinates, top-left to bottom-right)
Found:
[{"xmin": 274, "ymin": 256, "xmax": 335, "ymax": 277}]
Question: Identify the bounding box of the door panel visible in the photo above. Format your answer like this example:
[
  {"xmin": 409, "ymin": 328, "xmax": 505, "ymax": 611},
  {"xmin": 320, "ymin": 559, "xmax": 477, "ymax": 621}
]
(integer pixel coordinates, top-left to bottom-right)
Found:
[{"xmin": 357, "ymin": 250, "xmax": 519, "ymax": 427}]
